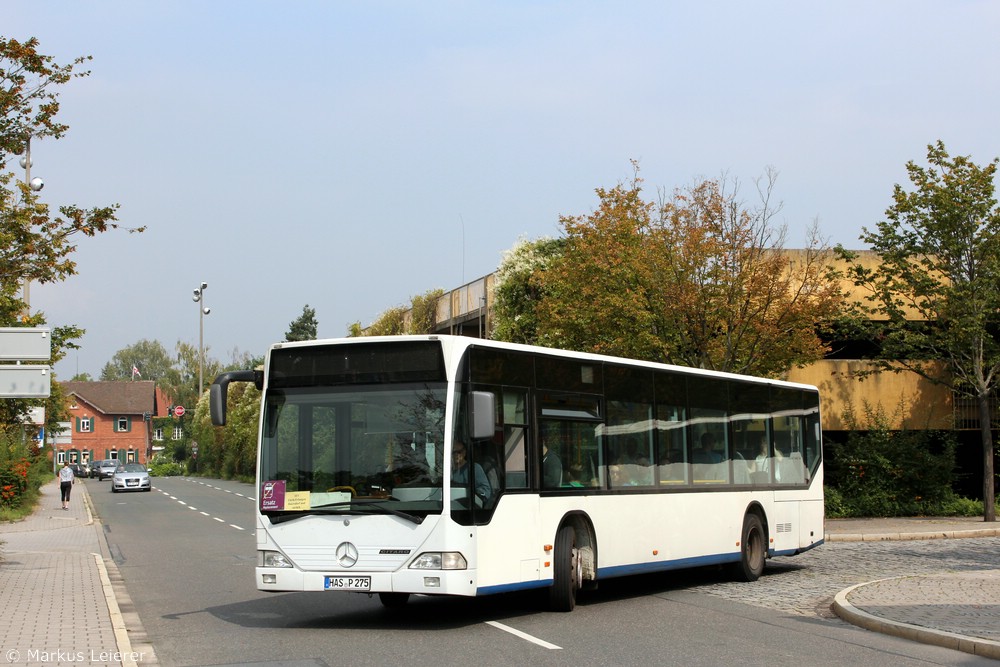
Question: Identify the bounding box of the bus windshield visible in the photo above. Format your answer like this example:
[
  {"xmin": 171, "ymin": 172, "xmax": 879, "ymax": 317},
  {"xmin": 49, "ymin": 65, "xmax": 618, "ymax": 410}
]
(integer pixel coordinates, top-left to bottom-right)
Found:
[{"xmin": 259, "ymin": 382, "xmax": 447, "ymax": 520}]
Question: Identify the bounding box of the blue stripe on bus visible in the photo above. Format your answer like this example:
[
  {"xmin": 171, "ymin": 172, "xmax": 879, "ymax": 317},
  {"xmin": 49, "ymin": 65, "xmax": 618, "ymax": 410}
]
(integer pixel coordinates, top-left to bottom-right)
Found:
[
  {"xmin": 477, "ymin": 579, "xmax": 552, "ymax": 596},
  {"xmin": 476, "ymin": 543, "xmax": 825, "ymax": 596}
]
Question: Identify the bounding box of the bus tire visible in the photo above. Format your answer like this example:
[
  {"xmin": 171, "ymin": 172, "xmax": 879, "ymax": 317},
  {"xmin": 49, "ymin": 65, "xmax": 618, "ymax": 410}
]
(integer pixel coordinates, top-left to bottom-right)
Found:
[
  {"xmin": 548, "ymin": 525, "xmax": 581, "ymax": 612},
  {"xmin": 733, "ymin": 512, "xmax": 766, "ymax": 582},
  {"xmin": 378, "ymin": 592, "xmax": 410, "ymax": 608}
]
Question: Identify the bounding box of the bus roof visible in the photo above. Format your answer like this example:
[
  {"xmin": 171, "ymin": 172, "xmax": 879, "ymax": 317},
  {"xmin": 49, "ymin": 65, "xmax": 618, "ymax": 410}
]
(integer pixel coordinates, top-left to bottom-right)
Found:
[{"xmin": 267, "ymin": 334, "xmax": 819, "ymax": 393}]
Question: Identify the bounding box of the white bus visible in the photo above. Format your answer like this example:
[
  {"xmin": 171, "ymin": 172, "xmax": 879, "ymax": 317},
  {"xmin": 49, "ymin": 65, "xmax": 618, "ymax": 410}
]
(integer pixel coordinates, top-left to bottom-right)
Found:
[{"xmin": 210, "ymin": 335, "xmax": 823, "ymax": 611}]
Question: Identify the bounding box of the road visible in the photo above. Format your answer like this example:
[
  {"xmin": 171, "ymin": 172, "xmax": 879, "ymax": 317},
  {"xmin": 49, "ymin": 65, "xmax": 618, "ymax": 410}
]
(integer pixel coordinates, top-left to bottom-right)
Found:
[{"xmin": 87, "ymin": 476, "xmax": 1000, "ymax": 667}]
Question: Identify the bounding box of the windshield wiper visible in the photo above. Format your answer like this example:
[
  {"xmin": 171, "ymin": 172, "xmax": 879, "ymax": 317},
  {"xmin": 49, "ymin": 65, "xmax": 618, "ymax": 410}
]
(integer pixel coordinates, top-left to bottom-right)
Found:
[{"xmin": 287, "ymin": 499, "xmax": 424, "ymax": 525}]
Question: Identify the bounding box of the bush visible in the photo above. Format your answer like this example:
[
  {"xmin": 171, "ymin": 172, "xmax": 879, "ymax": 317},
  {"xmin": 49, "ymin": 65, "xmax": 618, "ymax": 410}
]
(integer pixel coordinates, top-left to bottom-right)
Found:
[
  {"xmin": 146, "ymin": 454, "xmax": 183, "ymax": 477},
  {"xmin": 825, "ymin": 402, "xmax": 978, "ymax": 517},
  {"xmin": 0, "ymin": 430, "xmax": 50, "ymax": 519}
]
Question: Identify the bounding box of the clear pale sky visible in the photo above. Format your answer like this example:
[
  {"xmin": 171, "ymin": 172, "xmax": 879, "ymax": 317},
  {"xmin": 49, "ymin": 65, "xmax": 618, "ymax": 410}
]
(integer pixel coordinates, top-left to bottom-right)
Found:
[{"xmin": 6, "ymin": 1, "xmax": 1000, "ymax": 380}]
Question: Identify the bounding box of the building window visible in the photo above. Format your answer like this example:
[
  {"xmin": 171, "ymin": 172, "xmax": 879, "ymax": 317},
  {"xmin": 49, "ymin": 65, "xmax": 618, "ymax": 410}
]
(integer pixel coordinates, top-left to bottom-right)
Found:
[
  {"xmin": 153, "ymin": 427, "xmax": 163, "ymax": 441},
  {"xmin": 116, "ymin": 417, "xmax": 129, "ymax": 432},
  {"xmin": 79, "ymin": 418, "xmax": 92, "ymax": 433},
  {"xmin": 173, "ymin": 426, "xmax": 183, "ymax": 440}
]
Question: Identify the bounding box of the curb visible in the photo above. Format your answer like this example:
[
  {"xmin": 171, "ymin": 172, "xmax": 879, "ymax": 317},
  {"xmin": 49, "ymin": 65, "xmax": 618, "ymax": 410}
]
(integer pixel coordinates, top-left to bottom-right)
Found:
[
  {"xmin": 82, "ymin": 482, "xmax": 160, "ymax": 667},
  {"xmin": 832, "ymin": 578, "xmax": 1000, "ymax": 660},
  {"xmin": 825, "ymin": 528, "xmax": 1000, "ymax": 542}
]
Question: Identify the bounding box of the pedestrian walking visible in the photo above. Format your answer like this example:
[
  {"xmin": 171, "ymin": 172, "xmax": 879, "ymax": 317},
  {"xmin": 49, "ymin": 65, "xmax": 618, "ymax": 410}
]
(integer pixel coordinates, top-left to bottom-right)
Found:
[{"xmin": 58, "ymin": 461, "xmax": 74, "ymax": 510}]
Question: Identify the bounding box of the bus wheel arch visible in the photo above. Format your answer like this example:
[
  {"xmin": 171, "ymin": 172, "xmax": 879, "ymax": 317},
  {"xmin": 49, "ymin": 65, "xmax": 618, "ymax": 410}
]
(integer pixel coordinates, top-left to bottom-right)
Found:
[
  {"xmin": 732, "ymin": 504, "xmax": 768, "ymax": 582},
  {"xmin": 548, "ymin": 513, "xmax": 596, "ymax": 612}
]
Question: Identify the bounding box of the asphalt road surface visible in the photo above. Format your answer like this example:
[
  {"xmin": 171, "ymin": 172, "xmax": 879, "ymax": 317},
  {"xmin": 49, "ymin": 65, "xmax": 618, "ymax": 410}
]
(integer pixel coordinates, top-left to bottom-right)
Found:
[{"xmin": 87, "ymin": 476, "xmax": 999, "ymax": 667}]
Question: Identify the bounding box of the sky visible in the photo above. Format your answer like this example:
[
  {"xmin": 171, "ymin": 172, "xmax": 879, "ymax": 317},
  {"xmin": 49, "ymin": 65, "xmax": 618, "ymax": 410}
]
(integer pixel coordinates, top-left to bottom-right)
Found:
[{"xmin": 6, "ymin": 1, "xmax": 1000, "ymax": 381}]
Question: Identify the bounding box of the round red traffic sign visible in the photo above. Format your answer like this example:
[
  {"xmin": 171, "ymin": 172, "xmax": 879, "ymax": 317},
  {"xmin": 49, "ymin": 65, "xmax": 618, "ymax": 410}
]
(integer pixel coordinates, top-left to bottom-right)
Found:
[{"xmin": 174, "ymin": 405, "xmax": 186, "ymax": 417}]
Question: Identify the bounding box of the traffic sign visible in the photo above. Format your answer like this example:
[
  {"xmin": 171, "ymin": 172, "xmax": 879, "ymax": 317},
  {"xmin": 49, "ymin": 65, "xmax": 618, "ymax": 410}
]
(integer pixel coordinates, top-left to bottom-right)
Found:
[
  {"xmin": 0, "ymin": 327, "xmax": 51, "ymax": 361},
  {"xmin": 174, "ymin": 405, "xmax": 186, "ymax": 417}
]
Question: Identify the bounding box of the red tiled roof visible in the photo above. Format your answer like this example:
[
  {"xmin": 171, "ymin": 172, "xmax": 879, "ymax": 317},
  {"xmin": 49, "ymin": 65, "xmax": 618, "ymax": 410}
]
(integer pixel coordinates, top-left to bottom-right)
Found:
[{"xmin": 61, "ymin": 381, "xmax": 156, "ymax": 415}]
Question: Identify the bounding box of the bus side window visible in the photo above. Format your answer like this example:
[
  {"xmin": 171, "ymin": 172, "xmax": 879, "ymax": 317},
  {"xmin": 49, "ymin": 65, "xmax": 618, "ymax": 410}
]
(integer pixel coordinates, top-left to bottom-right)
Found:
[
  {"xmin": 501, "ymin": 426, "xmax": 527, "ymax": 489},
  {"xmin": 502, "ymin": 390, "xmax": 529, "ymax": 489}
]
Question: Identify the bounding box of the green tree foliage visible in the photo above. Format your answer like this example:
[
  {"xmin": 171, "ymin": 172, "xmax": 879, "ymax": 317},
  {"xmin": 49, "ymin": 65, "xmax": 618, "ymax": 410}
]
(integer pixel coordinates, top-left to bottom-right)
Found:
[
  {"xmin": 410, "ymin": 288, "xmax": 444, "ymax": 334},
  {"xmin": 0, "ymin": 36, "xmax": 141, "ymax": 443},
  {"xmin": 837, "ymin": 141, "xmax": 1000, "ymax": 521},
  {"xmin": 492, "ymin": 237, "xmax": 565, "ymax": 344},
  {"xmin": 188, "ymin": 377, "xmax": 258, "ymax": 481},
  {"xmin": 366, "ymin": 305, "xmax": 407, "ymax": 335},
  {"xmin": 533, "ymin": 166, "xmax": 843, "ymax": 376},
  {"xmin": 100, "ymin": 339, "xmax": 174, "ymax": 381},
  {"xmin": 285, "ymin": 304, "xmax": 318, "ymax": 342},
  {"xmin": 362, "ymin": 288, "xmax": 445, "ymax": 336},
  {"xmin": 826, "ymin": 400, "xmax": 965, "ymax": 518},
  {"xmin": 1, "ymin": 37, "xmax": 140, "ymax": 327}
]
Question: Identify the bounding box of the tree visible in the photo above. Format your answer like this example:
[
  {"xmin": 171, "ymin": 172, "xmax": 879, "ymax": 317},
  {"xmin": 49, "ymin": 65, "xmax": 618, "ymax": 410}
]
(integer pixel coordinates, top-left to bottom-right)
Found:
[
  {"xmin": 285, "ymin": 304, "xmax": 317, "ymax": 342},
  {"xmin": 492, "ymin": 237, "xmax": 565, "ymax": 344},
  {"xmin": 409, "ymin": 288, "xmax": 444, "ymax": 334},
  {"xmin": 535, "ymin": 166, "xmax": 844, "ymax": 376},
  {"xmin": 100, "ymin": 339, "xmax": 173, "ymax": 381},
  {"xmin": 0, "ymin": 36, "xmax": 142, "ymax": 437},
  {"xmin": 837, "ymin": 141, "xmax": 1000, "ymax": 521},
  {"xmin": 365, "ymin": 305, "xmax": 408, "ymax": 336},
  {"xmin": 1, "ymin": 37, "xmax": 141, "ymax": 326},
  {"xmin": 357, "ymin": 289, "xmax": 445, "ymax": 337}
]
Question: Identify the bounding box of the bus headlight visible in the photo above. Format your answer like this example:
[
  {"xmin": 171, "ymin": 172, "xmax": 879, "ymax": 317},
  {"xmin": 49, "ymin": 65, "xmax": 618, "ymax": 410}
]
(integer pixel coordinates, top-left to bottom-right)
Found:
[
  {"xmin": 409, "ymin": 552, "xmax": 467, "ymax": 570},
  {"xmin": 258, "ymin": 550, "xmax": 293, "ymax": 568}
]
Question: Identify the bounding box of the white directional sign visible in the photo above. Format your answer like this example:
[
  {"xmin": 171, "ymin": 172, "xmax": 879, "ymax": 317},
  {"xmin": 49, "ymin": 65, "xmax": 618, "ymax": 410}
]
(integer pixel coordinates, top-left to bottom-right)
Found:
[
  {"xmin": 0, "ymin": 327, "xmax": 51, "ymax": 361},
  {"xmin": 0, "ymin": 365, "xmax": 51, "ymax": 398}
]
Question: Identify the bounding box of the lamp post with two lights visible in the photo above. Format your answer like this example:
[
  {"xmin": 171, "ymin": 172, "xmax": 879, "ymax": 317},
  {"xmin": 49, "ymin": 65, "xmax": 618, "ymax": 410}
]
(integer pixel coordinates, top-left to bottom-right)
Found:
[{"xmin": 192, "ymin": 282, "xmax": 210, "ymax": 396}]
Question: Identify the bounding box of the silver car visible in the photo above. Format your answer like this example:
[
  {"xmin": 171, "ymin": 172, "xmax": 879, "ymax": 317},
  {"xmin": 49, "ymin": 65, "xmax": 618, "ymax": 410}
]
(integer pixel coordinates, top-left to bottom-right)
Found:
[
  {"xmin": 111, "ymin": 463, "xmax": 151, "ymax": 493},
  {"xmin": 96, "ymin": 459, "xmax": 119, "ymax": 480}
]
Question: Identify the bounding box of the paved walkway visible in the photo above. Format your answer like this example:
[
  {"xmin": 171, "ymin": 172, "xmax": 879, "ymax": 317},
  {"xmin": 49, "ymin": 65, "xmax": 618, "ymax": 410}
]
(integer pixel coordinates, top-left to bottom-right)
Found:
[
  {"xmin": 2, "ymin": 481, "xmax": 999, "ymax": 664},
  {"xmin": 826, "ymin": 516, "xmax": 1000, "ymax": 660},
  {"xmin": 0, "ymin": 478, "xmax": 157, "ymax": 667}
]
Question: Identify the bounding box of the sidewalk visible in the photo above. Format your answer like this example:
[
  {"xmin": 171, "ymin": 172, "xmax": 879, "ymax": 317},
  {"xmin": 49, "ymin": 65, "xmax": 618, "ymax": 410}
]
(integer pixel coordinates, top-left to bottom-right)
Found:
[
  {"xmin": 0, "ymin": 478, "xmax": 156, "ymax": 667},
  {"xmin": 826, "ymin": 516, "xmax": 1000, "ymax": 660},
  {"xmin": 2, "ymin": 486, "xmax": 999, "ymax": 666}
]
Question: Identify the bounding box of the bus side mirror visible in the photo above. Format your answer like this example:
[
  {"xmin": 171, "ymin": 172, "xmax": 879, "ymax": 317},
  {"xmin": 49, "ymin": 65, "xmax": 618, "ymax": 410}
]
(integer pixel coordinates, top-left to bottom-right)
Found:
[
  {"xmin": 210, "ymin": 370, "xmax": 259, "ymax": 426},
  {"xmin": 469, "ymin": 391, "xmax": 495, "ymax": 440}
]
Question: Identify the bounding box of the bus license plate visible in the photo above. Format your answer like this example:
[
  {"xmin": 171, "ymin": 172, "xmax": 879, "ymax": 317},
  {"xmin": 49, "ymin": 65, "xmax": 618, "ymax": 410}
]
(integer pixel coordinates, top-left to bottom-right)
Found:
[{"xmin": 324, "ymin": 576, "xmax": 371, "ymax": 591}]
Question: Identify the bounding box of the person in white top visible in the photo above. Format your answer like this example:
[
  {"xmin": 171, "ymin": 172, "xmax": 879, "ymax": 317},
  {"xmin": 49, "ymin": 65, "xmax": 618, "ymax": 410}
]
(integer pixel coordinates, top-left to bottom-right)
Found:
[{"xmin": 58, "ymin": 461, "xmax": 74, "ymax": 510}]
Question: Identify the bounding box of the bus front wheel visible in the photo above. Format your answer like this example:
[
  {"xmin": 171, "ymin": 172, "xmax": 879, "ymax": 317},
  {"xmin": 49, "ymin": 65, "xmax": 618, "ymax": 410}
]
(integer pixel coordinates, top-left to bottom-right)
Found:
[
  {"xmin": 733, "ymin": 513, "xmax": 766, "ymax": 582},
  {"xmin": 548, "ymin": 525, "xmax": 582, "ymax": 612}
]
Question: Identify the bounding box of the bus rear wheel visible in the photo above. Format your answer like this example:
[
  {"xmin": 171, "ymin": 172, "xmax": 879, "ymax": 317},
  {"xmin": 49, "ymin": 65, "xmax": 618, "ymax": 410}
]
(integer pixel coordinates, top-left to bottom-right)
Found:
[
  {"xmin": 732, "ymin": 513, "xmax": 766, "ymax": 582},
  {"xmin": 378, "ymin": 592, "xmax": 410, "ymax": 608},
  {"xmin": 548, "ymin": 525, "xmax": 582, "ymax": 612}
]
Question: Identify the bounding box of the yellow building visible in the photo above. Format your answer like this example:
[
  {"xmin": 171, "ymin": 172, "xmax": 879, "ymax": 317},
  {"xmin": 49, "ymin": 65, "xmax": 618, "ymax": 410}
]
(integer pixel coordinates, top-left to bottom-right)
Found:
[{"xmin": 371, "ymin": 250, "xmax": 986, "ymax": 436}]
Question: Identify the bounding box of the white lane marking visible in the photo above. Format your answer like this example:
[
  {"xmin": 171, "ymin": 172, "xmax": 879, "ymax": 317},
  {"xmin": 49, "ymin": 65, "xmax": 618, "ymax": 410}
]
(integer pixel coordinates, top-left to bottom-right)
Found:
[
  {"xmin": 485, "ymin": 621, "xmax": 561, "ymax": 650},
  {"xmin": 155, "ymin": 481, "xmax": 249, "ymax": 531}
]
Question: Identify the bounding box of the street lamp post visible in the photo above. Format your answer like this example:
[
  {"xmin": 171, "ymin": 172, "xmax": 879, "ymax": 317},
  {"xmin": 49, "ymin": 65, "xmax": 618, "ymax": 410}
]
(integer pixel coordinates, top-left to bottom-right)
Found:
[
  {"xmin": 192, "ymin": 282, "xmax": 210, "ymax": 396},
  {"xmin": 19, "ymin": 136, "xmax": 44, "ymax": 314}
]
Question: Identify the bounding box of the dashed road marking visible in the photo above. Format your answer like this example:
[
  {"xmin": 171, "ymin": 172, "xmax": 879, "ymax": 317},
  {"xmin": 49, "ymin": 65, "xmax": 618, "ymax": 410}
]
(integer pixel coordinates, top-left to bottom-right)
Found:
[{"xmin": 156, "ymin": 484, "xmax": 248, "ymax": 531}]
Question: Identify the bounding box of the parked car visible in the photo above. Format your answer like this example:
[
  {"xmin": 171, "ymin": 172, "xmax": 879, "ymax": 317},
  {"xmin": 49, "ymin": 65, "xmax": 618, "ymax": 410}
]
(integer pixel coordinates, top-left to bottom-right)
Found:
[
  {"xmin": 95, "ymin": 460, "xmax": 119, "ymax": 481},
  {"xmin": 111, "ymin": 463, "xmax": 151, "ymax": 493},
  {"xmin": 68, "ymin": 463, "xmax": 88, "ymax": 479},
  {"xmin": 90, "ymin": 461, "xmax": 104, "ymax": 478}
]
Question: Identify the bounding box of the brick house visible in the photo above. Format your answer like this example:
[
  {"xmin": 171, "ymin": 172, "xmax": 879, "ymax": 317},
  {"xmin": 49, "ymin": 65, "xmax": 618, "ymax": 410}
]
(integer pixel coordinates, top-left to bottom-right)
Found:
[{"xmin": 57, "ymin": 381, "xmax": 172, "ymax": 466}]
